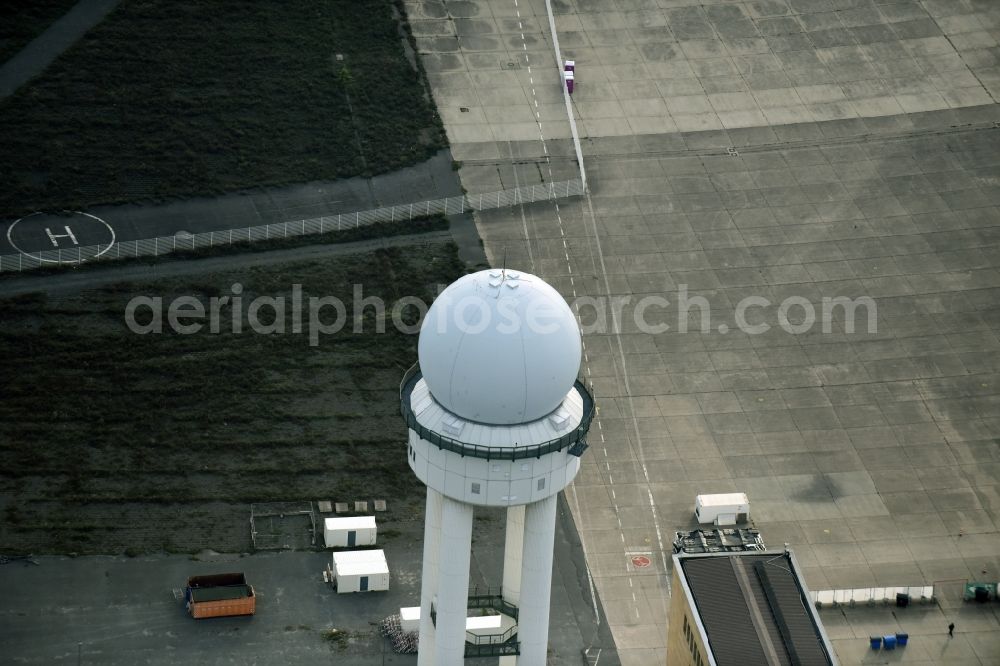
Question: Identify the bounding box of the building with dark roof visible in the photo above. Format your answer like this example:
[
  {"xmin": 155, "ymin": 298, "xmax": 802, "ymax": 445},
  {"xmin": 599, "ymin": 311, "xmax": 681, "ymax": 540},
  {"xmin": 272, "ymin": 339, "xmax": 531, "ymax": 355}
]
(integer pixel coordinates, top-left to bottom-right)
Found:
[{"xmin": 667, "ymin": 549, "xmax": 837, "ymax": 666}]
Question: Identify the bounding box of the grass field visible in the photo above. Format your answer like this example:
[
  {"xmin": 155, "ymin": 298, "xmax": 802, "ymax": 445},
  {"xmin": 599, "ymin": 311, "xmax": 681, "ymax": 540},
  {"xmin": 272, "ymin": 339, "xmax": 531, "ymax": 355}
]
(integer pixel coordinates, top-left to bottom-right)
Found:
[
  {"xmin": 0, "ymin": 241, "xmax": 466, "ymax": 555},
  {"xmin": 0, "ymin": 0, "xmax": 445, "ymax": 218},
  {"xmin": 0, "ymin": 1, "xmax": 77, "ymax": 64}
]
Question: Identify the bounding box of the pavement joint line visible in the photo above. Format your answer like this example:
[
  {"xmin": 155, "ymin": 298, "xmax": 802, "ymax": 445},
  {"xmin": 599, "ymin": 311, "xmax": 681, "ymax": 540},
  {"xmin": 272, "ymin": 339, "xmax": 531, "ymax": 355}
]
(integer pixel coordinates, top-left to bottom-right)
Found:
[
  {"xmin": 567, "ymin": 483, "xmax": 601, "ymax": 627},
  {"xmin": 940, "ymin": 32, "xmax": 998, "ymax": 106},
  {"xmin": 585, "ymin": 120, "xmax": 1000, "ymax": 163},
  {"xmin": 506, "ymin": 140, "xmax": 536, "ymax": 273},
  {"xmin": 579, "ymin": 151, "xmax": 673, "ymax": 605},
  {"xmin": 455, "ymin": 120, "xmax": 1000, "ymax": 169}
]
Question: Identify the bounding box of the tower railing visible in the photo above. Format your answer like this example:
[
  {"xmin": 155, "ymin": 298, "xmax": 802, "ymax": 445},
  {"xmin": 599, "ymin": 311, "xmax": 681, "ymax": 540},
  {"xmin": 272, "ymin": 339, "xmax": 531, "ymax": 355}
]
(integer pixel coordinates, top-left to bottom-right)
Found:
[
  {"xmin": 399, "ymin": 364, "xmax": 594, "ymax": 461},
  {"xmin": 429, "ymin": 586, "xmax": 522, "ymax": 655},
  {"xmin": 465, "ymin": 623, "xmax": 520, "ymax": 647},
  {"xmin": 467, "ymin": 585, "xmax": 520, "ymax": 620},
  {"xmin": 465, "ymin": 640, "xmax": 520, "ymax": 657}
]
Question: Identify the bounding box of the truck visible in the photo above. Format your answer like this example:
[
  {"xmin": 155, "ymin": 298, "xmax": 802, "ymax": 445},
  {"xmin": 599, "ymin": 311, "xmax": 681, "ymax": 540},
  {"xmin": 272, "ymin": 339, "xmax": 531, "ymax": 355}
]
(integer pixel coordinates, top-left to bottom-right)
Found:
[
  {"xmin": 694, "ymin": 493, "xmax": 750, "ymax": 526},
  {"xmin": 185, "ymin": 573, "xmax": 256, "ymax": 619}
]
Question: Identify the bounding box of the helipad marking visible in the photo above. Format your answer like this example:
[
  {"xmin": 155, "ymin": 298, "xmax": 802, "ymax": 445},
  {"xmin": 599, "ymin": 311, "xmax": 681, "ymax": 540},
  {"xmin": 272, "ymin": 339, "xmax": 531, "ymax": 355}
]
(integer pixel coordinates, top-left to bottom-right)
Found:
[
  {"xmin": 6, "ymin": 211, "xmax": 116, "ymax": 264},
  {"xmin": 45, "ymin": 225, "xmax": 78, "ymax": 246}
]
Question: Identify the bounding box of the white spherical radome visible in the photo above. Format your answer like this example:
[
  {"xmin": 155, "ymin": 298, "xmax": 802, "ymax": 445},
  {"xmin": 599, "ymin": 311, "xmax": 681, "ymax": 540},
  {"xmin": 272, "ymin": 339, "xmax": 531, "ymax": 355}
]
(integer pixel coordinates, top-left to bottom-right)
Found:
[{"xmin": 417, "ymin": 269, "xmax": 582, "ymax": 425}]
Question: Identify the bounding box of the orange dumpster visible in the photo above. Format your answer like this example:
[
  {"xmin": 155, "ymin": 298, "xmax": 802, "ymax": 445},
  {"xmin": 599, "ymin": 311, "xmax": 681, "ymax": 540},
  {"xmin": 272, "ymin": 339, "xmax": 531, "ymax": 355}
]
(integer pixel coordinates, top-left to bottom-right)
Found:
[{"xmin": 185, "ymin": 573, "xmax": 255, "ymax": 619}]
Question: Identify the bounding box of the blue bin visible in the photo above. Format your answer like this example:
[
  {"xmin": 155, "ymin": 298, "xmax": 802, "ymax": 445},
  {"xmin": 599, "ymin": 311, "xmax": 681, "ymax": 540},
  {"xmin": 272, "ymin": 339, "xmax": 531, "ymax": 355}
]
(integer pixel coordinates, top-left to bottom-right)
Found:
[
  {"xmin": 896, "ymin": 633, "xmax": 909, "ymax": 646},
  {"xmin": 870, "ymin": 637, "xmax": 882, "ymax": 649},
  {"xmin": 883, "ymin": 635, "xmax": 897, "ymax": 650}
]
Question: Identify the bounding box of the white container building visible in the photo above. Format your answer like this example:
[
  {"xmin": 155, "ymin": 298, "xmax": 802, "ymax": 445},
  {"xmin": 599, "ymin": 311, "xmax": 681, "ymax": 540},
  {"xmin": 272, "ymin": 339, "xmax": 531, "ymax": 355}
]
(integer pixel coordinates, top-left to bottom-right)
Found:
[
  {"xmin": 397, "ymin": 606, "xmax": 503, "ymax": 636},
  {"xmin": 332, "ymin": 549, "xmax": 389, "ymax": 593},
  {"xmin": 400, "ymin": 606, "xmax": 421, "ymax": 633},
  {"xmin": 324, "ymin": 515, "xmax": 377, "ymax": 548},
  {"xmin": 695, "ymin": 493, "xmax": 750, "ymax": 526}
]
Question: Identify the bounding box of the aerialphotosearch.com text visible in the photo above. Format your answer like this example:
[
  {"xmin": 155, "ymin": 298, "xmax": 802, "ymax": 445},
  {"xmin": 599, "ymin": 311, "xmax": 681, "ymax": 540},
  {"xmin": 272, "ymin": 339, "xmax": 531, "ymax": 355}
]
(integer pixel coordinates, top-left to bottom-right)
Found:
[{"xmin": 124, "ymin": 283, "xmax": 877, "ymax": 346}]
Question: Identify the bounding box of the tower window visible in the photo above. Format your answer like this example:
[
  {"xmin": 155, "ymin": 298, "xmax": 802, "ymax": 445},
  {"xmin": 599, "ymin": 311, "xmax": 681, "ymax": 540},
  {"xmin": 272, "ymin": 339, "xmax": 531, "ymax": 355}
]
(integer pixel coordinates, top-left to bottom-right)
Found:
[
  {"xmin": 537, "ymin": 477, "xmax": 546, "ymax": 491},
  {"xmin": 471, "ymin": 482, "xmax": 481, "ymax": 495}
]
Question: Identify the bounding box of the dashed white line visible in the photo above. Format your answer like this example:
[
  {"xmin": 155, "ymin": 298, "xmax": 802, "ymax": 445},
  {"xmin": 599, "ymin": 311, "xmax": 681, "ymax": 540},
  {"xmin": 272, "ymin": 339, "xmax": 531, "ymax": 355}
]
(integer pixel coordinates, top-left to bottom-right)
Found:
[{"xmin": 504, "ymin": 0, "xmax": 654, "ymax": 629}]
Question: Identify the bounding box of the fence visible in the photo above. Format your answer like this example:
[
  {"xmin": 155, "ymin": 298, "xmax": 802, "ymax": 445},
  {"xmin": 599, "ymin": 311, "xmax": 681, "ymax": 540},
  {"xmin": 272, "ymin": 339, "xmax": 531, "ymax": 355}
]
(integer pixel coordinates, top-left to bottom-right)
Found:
[
  {"xmin": 0, "ymin": 179, "xmax": 585, "ymax": 273},
  {"xmin": 811, "ymin": 585, "xmax": 934, "ymax": 608},
  {"xmin": 249, "ymin": 502, "xmax": 316, "ymax": 551}
]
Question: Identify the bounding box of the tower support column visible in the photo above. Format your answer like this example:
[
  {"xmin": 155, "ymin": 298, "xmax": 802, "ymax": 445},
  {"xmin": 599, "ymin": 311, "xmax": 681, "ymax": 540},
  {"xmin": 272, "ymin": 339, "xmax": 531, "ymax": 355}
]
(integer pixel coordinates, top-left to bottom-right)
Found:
[
  {"xmin": 417, "ymin": 487, "xmax": 442, "ymax": 666},
  {"xmin": 435, "ymin": 495, "xmax": 474, "ymax": 665},
  {"xmin": 502, "ymin": 504, "xmax": 525, "ymax": 605},
  {"xmin": 516, "ymin": 494, "xmax": 558, "ymax": 666},
  {"xmin": 500, "ymin": 505, "xmax": 526, "ymax": 666}
]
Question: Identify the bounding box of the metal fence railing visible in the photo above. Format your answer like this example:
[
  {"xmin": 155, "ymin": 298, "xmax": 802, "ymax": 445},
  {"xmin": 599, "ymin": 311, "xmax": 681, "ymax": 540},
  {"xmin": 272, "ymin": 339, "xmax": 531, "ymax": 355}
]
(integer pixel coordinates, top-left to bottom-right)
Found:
[
  {"xmin": 249, "ymin": 502, "xmax": 316, "ymax": 551},
  {"xmin": 0, "ymin": 179, "xmax": 584, "ymax": 273},
  {"xmin": 811, "ymin": 585, "xmax": 934, "ymax": 607}
]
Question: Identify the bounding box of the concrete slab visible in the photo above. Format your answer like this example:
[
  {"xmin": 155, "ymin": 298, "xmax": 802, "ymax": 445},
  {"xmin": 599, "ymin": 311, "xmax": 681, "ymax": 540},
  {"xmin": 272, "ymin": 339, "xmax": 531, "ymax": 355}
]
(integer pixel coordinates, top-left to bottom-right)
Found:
[{"xmin": 413, "ymin": 0, "xmax": 1000, "ymax": 663}]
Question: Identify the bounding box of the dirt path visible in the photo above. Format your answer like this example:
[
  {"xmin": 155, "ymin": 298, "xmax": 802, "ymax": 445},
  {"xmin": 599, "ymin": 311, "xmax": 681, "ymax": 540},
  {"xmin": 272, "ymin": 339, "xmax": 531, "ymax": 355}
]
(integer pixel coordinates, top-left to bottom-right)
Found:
[{"xmin": 0, "ymin": 0, "xmax": 120, "ymax": 98}]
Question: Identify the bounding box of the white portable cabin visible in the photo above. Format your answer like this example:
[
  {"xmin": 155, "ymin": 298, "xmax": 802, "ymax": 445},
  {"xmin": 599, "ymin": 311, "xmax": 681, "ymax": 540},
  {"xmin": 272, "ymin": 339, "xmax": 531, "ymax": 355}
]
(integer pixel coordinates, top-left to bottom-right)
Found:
[
  {"xmin": 397, "ymin": 607, "xmax": 502, "ymax": 635},
  {"xmin": 400, "ymin": 606, "xmax": 421, "ymax": 633},
  {"xmin": 332, "ymin": 549, "xmax": 389, "ymax": 593},
  {"xmin": 695, "ymin": 493, "xmax": 750, "ymax": 526},
  {"xmin": 324, "ymin": 515, "xmax": 377, "ymax": 548},
  {"xmin": 466, "ymin": 614, "xmax": 503, "ymax": 636}
]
